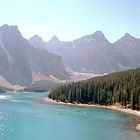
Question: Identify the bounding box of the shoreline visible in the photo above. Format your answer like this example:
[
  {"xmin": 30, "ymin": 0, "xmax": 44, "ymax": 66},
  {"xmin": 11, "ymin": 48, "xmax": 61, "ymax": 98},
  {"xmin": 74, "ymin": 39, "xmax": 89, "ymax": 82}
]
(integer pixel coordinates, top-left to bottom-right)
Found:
[{"xmin": 41, "ymin": 97, "xmax": 140, "ymax": 131}]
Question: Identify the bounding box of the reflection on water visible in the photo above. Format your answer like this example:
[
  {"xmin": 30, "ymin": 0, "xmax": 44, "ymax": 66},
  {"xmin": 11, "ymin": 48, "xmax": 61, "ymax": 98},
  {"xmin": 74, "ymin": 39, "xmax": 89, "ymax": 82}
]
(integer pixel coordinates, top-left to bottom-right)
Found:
[
  {"xmin": 0, "ymin": 95, "xmax": 10, "ymax": 100},
  {"xmin": 0, "ymin": 92, "xmax": 140, "ymax": 140},
  {"xmin": 0, "ymin": 112, "xmax": 13, "ymax": 140}
]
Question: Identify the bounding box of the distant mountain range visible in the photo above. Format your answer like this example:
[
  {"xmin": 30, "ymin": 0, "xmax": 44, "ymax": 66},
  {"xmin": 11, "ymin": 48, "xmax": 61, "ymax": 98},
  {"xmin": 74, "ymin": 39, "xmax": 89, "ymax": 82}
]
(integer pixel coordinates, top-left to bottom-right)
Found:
[
  {"xmin": 30, "ymin": 31, "xmax": 140, "ymax": 74},
  {"xmin": 0, "ymin": 24, "xmax": 69, "ymax": 89},
  {"xmin": 1, "ymin": 24, "xmax": 140, "ymax": 90}
]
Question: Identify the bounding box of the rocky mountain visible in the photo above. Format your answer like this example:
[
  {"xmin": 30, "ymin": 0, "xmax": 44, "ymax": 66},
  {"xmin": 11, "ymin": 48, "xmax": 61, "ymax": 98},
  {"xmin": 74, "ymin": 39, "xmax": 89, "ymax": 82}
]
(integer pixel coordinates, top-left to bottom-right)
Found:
[
  {"xmin": 30, "ymin": 31, "xmax": 140, "ymax": 74},
  {"xmin": 29, "ymin": 35, "xmax": 47, "ymax": 49},
  {"xmin": 114, "ymin": 33, "xmax": 140, "ymax": 67},
  {"xmin": 0, "ymin": 24, "xmax": 69, "ymax": 87}
]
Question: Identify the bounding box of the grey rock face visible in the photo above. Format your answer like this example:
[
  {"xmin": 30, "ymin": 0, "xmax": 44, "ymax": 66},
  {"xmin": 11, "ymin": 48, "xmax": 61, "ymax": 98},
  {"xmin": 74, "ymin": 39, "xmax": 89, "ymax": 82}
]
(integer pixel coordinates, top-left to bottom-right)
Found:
[{"xmin": 0, "ymin": 25, "xmax": 69, "ymax": 86}]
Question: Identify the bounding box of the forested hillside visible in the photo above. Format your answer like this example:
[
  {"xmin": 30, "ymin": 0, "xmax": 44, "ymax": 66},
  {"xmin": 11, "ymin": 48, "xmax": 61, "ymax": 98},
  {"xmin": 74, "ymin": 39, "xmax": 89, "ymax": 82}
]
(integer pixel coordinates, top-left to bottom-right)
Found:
[{"xmin": 49, "ymin": 68, "xmax": 140, "ymax": 110}]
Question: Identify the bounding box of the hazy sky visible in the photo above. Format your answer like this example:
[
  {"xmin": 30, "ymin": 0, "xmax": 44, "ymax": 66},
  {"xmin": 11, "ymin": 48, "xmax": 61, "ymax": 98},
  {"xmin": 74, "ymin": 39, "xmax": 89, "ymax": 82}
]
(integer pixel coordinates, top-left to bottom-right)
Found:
[{"xmin": 0, "ymin": 0, "xmax": 140, "ymax": 42}]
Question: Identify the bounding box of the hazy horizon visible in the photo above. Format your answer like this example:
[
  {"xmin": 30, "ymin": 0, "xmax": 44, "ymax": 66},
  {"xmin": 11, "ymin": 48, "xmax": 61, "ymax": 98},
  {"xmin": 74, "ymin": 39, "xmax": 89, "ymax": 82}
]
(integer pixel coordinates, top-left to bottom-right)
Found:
[{"xmin": 0, "ymin": 0, "xmax": 140, "ymax": 42}]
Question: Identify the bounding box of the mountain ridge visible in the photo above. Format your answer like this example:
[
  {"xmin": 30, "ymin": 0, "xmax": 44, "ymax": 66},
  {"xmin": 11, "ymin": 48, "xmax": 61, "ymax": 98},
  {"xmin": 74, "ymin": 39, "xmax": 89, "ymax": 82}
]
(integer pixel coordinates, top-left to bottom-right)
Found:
[
  {"xmin": 0, "ymin": 24, "xmax": 69, "ymax": 87},
  {"xmin": 30, "ymin": 31, "xmax": 140, "ymax": 74}
]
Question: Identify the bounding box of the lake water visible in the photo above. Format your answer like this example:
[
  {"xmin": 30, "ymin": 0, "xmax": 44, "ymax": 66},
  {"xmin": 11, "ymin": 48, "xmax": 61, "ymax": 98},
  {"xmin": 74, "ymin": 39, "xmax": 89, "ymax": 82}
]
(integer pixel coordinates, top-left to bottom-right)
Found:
[{"xmin": 0, "ymin": 92, "xmax": 140, "ymax": 140}]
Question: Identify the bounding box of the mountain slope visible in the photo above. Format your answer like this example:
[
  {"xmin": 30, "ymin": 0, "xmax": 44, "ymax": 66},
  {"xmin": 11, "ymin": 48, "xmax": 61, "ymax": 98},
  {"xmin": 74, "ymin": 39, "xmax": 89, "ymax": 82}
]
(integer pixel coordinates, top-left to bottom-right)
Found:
[
  {"xmin": 49, "ymin": 68, "xmax": 140, "ymax": 110},
  {"xmin": 30, "ymin": 31, "xmax": 134, "ymax": 74},
  {"xmin": 0, "ymin": 24, "xmax": 69, "ymax": 86},
  {"xmin": 45, "ymin": 32, "xmax": 140, "ymax": 74},
  {"xmin": 114, "ymin": 33, "xmax": 140, "ymax": 67},
  {"xmin": 0, "ymin": 25, "xmax": 32, "ymax": 86}
]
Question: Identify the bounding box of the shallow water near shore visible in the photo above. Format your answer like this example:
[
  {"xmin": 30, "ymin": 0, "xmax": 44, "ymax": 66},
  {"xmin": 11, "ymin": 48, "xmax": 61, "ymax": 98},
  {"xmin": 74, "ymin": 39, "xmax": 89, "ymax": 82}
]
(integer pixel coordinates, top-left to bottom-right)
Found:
[{"xmin": 0, "ymin": 92, "xmax": 140, "ymax": 140}]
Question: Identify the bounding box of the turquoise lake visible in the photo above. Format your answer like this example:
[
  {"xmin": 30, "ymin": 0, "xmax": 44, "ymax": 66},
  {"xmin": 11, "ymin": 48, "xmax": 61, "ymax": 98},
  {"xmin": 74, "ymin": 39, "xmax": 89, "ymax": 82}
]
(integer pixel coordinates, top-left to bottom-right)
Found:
[{"xmin": 0, "ymin": 92, "xmax": 140, "ymax": 140}]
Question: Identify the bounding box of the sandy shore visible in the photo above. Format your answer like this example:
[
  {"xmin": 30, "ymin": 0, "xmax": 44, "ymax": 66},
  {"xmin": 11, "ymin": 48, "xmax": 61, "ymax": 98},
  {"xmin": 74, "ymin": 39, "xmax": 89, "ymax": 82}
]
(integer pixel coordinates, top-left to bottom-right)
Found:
[
  {"xmin": 41, "ymin": 97, "xmax": 140, "ymax": 131},
  {"xmin": 136, "ymin": 124, "xmax": 140, "ymax": 131}
]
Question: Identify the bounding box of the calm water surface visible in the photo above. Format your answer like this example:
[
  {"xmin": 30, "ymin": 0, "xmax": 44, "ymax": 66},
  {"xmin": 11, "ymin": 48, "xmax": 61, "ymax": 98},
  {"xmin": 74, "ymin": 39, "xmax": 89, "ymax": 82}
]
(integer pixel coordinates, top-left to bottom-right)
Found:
[{"xmin": 0, "ymin": 92, "xmax": 140, "ymax": 140}]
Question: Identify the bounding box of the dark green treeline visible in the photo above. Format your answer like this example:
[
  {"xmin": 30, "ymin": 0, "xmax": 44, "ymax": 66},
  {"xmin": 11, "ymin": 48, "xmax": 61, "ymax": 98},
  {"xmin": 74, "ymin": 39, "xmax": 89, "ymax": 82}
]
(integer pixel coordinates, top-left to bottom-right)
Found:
[{"xmin": 49, "ymin": 69, "xmax": 140, "ymax": 110}]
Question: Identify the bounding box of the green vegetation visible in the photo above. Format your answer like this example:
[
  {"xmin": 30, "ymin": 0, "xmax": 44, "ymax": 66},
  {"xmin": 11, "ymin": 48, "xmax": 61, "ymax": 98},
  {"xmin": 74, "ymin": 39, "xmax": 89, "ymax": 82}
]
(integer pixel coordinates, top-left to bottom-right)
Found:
[
  {"xmin": 49, "ymin": 68, "xmax": 140, "ymax": 110},
  {"xmin": 24, "ymin": 80, "xmax": 61, "ymax": 92}
]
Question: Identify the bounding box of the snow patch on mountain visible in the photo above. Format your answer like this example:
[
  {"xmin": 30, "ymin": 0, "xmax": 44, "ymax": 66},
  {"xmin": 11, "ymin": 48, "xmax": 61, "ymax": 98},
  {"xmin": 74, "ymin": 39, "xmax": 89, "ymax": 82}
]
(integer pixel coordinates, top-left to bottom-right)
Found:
[
  {"xmin": 0, "ymin": 34, "xmax": 14, "ymax": 64},
  {"xmin": 117, "ymin": 62, "xmax": 131, "ymax": 70}
]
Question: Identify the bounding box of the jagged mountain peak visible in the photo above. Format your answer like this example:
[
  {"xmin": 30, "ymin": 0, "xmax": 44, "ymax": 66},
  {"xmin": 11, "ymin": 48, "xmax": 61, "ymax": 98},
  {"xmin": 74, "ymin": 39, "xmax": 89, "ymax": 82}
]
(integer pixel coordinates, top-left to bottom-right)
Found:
[
  {"xmin": 73, "ymin": 31, "xmax": 110, "ymax": 46},
  {"xmin": 92, "ymin": 31, "xmax": 109, "ymax": 42},
  {"xmin": 0, "ymin": 24, "xmax": 19, "ymax": 32},
  {"xmin": 29, "ymin": 35, "xmax": 47, "ymax": 49},
  {"xmin": 29, "ymin": 35, "xmax": 44, "ymax": 42},
  {"xmin": 0, "ymin": 24, "xmax": 22, "ymax": 38},
  {"xmin": 114, "ymin": 33, "xmax": 140, "ymax": 47},
  {"xmin": 121, "ymin": 33, "xmax": 135, "ymax": 40},
  {"xmin": 124, "ymin": 33, "xmax": 131, "ymax": 37},
  {"xmin": 0, "ymin": 24, "xmax": 69, "ymax": 87},
  {"xmin": 49, "ymin": 35, "xmax": 60, "ymax": 43},
  {"xmin": 93, "ymin": 31, "xmax": 105, "ymax": 37},
  {"xmin": 118, "ymin": 33, "xmax": 140, "ymax": 42},
  {"xmin": 1, "ymin": 24, "xmax": 18, "ymax": 29}
]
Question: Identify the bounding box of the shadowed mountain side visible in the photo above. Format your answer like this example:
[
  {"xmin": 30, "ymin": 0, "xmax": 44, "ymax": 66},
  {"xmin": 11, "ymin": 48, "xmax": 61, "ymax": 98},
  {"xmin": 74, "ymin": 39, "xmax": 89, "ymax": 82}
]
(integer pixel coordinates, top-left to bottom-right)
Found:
[
  {"xmin": 0, "ymin": 24, "xmax": 69, "ymax": 86},
  {"xmin": 29, "ymin": 31, "xmax": 139, "ymax": 74}
]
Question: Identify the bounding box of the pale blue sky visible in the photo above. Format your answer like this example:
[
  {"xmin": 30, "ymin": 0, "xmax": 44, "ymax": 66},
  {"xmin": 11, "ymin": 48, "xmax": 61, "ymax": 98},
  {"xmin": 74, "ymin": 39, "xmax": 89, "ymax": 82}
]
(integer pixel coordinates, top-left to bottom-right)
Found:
[{"xmin": 0, "ymin": 0, "xmax": 140, "ymax": 42}]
